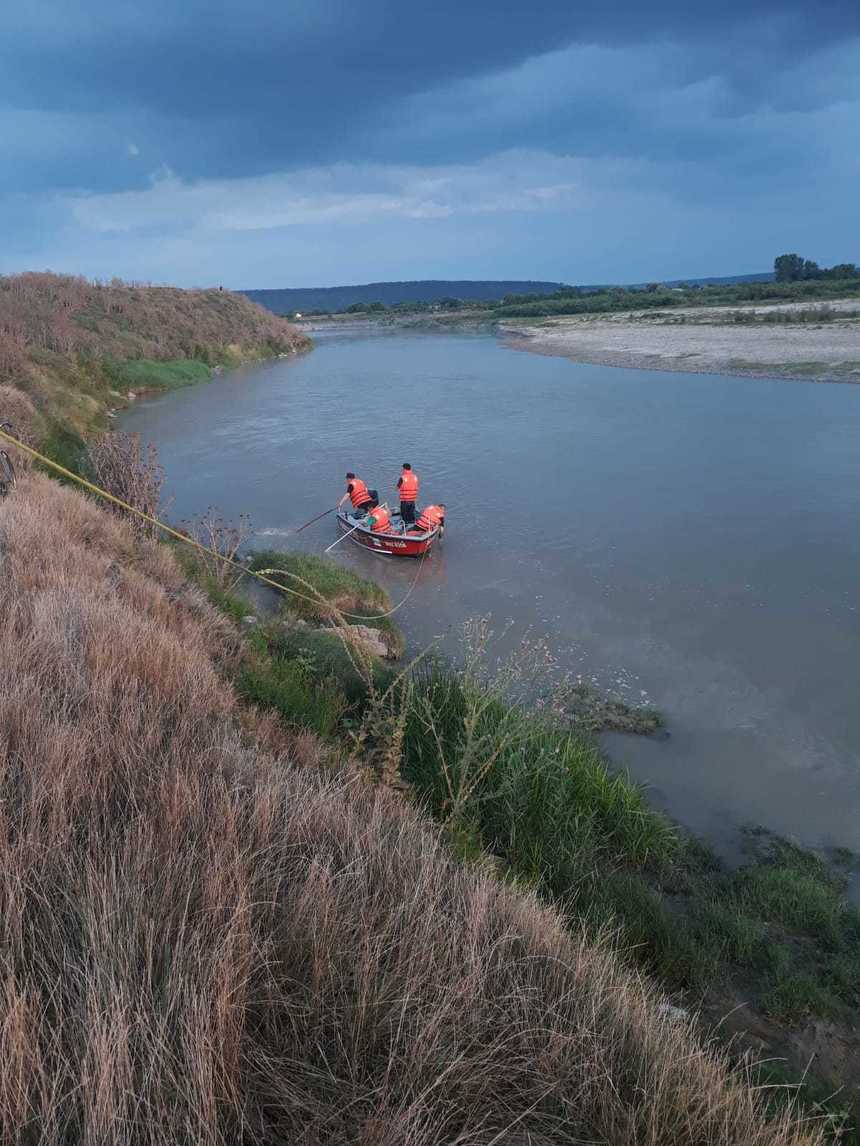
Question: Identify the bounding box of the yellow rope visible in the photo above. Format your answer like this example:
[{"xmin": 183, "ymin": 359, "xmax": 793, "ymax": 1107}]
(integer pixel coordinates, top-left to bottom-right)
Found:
[{"xmin": 0, "ymin": 426, "xmax": 429, "ymax": 622}]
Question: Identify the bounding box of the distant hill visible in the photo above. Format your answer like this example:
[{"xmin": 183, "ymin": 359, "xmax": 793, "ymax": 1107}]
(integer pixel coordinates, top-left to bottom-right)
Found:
[
  {"xmin": 243, "ymin": 280, "xmax": 569, "ymax": 315},
  {"xmin": 243, "ymin": 274, "xmax": 781, "ymax": 315}
]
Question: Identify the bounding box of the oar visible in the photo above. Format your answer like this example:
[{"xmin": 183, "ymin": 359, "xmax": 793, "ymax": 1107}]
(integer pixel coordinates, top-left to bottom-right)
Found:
[
  {"xmin": 324, "ymin": 524, "xmax": 359, "ymax": 554},
  {"xmin": 295, "ymin": 506, "xmax": 337, "ymax": 533}
]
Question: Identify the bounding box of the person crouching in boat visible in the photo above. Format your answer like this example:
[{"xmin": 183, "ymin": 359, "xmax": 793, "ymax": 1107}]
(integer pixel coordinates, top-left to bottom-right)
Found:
[
  {"xmin": 366, "ymin": 503, "xmax": 394, "ymax": 533},
  {"xmin": 338, "ymin": 472, "xmax": 378, "ymax": 516},
  {"xmin": 408, "ymin": 503, "xmax": 446, "ymax": 534},
  {"xmin": 396, "ymin": 462, "xmax": 419, "ymax": 525}
]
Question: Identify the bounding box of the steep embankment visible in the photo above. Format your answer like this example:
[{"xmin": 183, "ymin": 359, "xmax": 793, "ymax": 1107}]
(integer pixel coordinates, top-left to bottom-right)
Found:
[
  {"xmin": 0, "ymin": 471, "xmax": 819, "ymax": 1144},
  {"xmin": 0, "ymin": 273, "xmax": 309, "ymax": 449}
]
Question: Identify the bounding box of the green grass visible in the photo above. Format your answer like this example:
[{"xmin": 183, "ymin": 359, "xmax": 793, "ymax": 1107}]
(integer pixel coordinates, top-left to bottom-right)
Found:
[
  {"xmin": 493, "ymin": 276, "xmax": 860, "ymax": 320},
  {"xmin": 627, "ymin": 834, "xmax": 860, "ymax": 1024},
  {"xmin": 103, "ymin": 357, "xmax": 211, "ymax": 393},
  {"xmin": 40, "ymin": 419, "xmax": 88, "ymax": 477},
  {"xmin": 236, "ymin": 655, "xmax": 347, "ymax": 738},
  {"xmin": 187, "ymin": 558, "xmax": 395, "ymax": 734},
  {"xmin": 187, "ymin": 559, "xmax": 860, "ymax": 1043},
  {"xmin": 392, "ymin": 659, "xmax": 860, "ymax": 1059},
  {"xmin": 248, "ymin": 548, "xmax": 403, "ymax": 653},
  {"xmin": 181, "ymin": 549, "xmax": 860, "ymax": 1132},
  {"xmin": 265, "ymin": 625, "xmax": 395, "ymax": 706},
  {"xmin": 400, "ymin": 663, "xmax": 677, "ymax": 892}
]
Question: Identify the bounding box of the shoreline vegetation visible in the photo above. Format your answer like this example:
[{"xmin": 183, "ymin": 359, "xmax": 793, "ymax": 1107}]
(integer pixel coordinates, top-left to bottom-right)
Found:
[
  {"xmin": 295, "ymin": 266, "xmax": 860, "ymax": 384},
  {"xmin": 303, "ymin": 296, "xmax": 860, "ymax": 384},
  {"xmin": 0, "ymin": 467, "xmax": 842, "ymax": 1144},
  {"xmin": 198, "ymin": 550, "xmax": 860, "ymax": 1140},
  {"xmin": 1, "ymin": 273, "xmax": 858, "ymax": 1139},
  {"xmin": 0, "ymin": 272, "xmax": 310, "ymax": 470}
]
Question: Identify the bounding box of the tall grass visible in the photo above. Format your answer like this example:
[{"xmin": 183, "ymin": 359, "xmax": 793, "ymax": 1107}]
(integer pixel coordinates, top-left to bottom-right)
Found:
[
  {"xmin": 400, "ymin": 650, "xmax": 677, "ymax": 899},
  {"xmin": 0, "ymin": 472, "xmax": 822, "ymax": 1144},
  {"xmin": 0, "ymin": 272, "xmax": 310, "ymax": 435},
  {"xmin": 103, "ymin": 356, "xmax": 212, "ymax": 391},
  {"xmin": 249, "ymin": 547, "xmax": 403, "ymax": 653}
]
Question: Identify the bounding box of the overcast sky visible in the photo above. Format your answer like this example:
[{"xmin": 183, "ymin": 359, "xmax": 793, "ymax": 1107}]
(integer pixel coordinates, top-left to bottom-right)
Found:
[{"xmin": 3, "ymin": 1, "xmax": 858, "ymax": 287}]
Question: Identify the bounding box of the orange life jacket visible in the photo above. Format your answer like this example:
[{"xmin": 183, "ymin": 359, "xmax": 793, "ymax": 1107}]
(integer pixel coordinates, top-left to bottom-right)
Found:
[
  {"xmin": 348, "ymin": 477, "xmax": 372, "ymax": 508},
  {"xmin": 415, "ymin": 504, "xmax": 444, "ymax": 531},
  {"xmin": 398, "ymin": 469, "xmax": 419, "ymax": 502},
  {"xmin": 369, "ymin": 505, "xmax": 392, "ymax": 533}
]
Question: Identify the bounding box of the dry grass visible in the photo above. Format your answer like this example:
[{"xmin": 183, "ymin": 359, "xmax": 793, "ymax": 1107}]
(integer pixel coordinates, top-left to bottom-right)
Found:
[
  {"xmin": 0, "ymin": 474, "xmax": 823, "ymax": 1145},
  {"xmin": 0, "ymin": 384, "xmax": 46, "ymax": 457},
  {"xmin": 87, "ymin": 430, "xmax": 167, "ymax": 536},
  {"xmin": 0, "ymin": 272, "xmax": 305, "ymax": 370},
  {"xmin": 0, "ymin": 273, "xmax": 310, "ymax": 437}
]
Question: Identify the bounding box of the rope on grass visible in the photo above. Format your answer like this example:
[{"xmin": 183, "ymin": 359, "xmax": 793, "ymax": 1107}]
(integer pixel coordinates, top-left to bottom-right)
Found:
[
  {"xmin": 0, "ymin": 425, "xmax": 431, "ymax": 622},
  {"xmin": 255, "ymin": 544, "xmax": 429, "ymax": 622}
]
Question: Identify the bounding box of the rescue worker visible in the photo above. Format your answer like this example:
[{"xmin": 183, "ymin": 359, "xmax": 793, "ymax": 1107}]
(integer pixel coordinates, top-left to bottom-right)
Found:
[
  {"xmin": 338, "ymin": 472, "xmax": 378, "ymax": 514},
  {"xmin": 409, "ymin": 503, "xmax": 446, "ymax": 533},
  {"xmin": 367, "ymin": 503, "xmax": 393, "ymax": 533},
  {"xmin": 396, "ymin": 462, "xmax": 419, "ymax": 525}
]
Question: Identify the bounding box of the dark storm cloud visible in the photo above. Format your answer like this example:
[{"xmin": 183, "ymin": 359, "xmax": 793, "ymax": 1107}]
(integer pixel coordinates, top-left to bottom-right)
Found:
[
  {"xmin": 2, "ymin": 0, "xmax": 858, "ymax": 188},
  {"xmin": 2, "ymin": 1, "xmax": 858, "ymax": 285}
]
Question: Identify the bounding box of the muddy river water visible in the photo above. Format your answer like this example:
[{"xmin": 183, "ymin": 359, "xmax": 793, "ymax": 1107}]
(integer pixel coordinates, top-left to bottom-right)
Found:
[{"xmin": 119, "ymin": 328, "xmax": 860, "ymax": 861}]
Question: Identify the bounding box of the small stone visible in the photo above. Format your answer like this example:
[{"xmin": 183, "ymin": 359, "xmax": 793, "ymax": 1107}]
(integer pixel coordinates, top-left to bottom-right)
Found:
[{"xmin": 342, "ymin": 624, "xmax": 391, "ymax": 659}]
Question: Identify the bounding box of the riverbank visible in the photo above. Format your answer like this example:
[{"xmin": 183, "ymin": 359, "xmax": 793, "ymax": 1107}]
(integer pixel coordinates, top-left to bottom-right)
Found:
[
  {"xmin": 179, "ymin": 533, "xmax": 860, "ymax": 1139},
  {"xmin": 0, "ymin": 468, "xmax": 823, "ymax": 1144},
  {"xmin": 0, "ymin": 274, "xmax": 309, "ymax": 461},
  {"xmin": 102, "ymin": 331, "xmax": 860, "ymax": 1136},
  {"xmin": 500, "ymin": 298, "xmax": 860, "ymax": 383}
]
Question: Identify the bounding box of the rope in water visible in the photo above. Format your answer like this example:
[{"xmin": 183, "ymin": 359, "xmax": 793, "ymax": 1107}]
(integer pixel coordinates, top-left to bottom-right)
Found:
[{"xmin": 0, "ymin": 426, "xmax": 430, "ymax": 622}]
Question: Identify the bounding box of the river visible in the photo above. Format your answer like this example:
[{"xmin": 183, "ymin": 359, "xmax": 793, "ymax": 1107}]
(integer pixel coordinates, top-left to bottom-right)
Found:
[{"xmin": 119, "ymin": 327, "xmax": 860, "ymax": 862}]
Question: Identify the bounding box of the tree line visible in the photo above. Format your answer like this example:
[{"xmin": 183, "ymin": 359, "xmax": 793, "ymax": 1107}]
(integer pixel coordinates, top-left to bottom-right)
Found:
[{"xmin": 774, "ymin": 253, "xmax": 858, "ymax": 282}]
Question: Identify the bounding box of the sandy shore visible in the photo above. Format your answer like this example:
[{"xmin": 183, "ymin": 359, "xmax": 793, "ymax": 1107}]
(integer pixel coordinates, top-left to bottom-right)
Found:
[{"xmin": 500, "ymin": 299, "xmax": 860, "ymax": 383}]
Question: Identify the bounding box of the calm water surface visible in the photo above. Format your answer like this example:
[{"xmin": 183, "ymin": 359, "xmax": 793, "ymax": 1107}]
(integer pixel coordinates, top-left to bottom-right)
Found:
[{"xmin": 120, "ymin": 329, "xmax": 860, "ymax": 859}]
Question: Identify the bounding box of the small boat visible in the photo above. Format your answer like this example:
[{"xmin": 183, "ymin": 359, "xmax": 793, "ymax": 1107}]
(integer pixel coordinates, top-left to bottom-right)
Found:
[{"xmin": 336, "ymin": 507, "xmax": 442, "ymax": 557}]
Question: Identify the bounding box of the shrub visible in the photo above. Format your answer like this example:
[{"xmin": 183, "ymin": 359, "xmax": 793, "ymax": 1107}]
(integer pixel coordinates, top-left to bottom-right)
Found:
[
  {"xmin": 87, "ymin": 430, "xmax": 166, "ymax": 536},
  {"xmin": 0, "ymin": 384, "xmax": 46, "ymax": 458}
]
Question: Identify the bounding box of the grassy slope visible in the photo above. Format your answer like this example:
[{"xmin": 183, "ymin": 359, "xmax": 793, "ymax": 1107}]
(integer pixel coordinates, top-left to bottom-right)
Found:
[
  {"xmin": 194, "ymin": 550, "xmax": 859, "ymax": 1138},
  {"xmin": 0, "ymin": 273, "xmax": 310, "ymax": 447},
  {"xmin": 0, "ymin": 471, "xmax": 819, "ymax": 1145},
  {"xmin": 212, "ymin": 578, "xmax": 859, "ymax": 1135}
]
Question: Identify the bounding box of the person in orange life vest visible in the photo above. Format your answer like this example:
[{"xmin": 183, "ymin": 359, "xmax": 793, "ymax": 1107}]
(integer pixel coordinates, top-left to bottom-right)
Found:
[
  {"xmin": 396, "ymin": 462, "xmax": 419, "ymax": 525},
  {"xmin": 366, "ymin": 503, "xmax": 393, "ymax": 533},
  {"xmin": 338, "ymin": 472, "xmax": 378, "ymax": 514},
  {"xmin": 409, "ymin": 503, "xmax": 446, "ymax": 533}
]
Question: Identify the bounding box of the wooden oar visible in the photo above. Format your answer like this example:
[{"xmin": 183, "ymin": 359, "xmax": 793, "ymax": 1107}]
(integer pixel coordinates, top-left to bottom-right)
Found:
[{"xmin": 295, "ymin": 506, "xmax": 337, "ymax": 533}]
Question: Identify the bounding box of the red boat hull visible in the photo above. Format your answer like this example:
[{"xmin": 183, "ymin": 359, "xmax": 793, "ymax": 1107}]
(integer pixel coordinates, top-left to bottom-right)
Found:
[{"xmin": 336, "ymin": 510, "xmax": 440, "ymax": 557}]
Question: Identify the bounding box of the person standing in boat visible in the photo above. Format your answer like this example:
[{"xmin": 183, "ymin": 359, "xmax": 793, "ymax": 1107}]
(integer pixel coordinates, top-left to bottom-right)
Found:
[
  {"xmin": 396, "ymin": 462, "xmax": 419, "ymax": 525},
  {"xmin": 338, "ymin": 472, "xmax": 378, "ymax": 515}
]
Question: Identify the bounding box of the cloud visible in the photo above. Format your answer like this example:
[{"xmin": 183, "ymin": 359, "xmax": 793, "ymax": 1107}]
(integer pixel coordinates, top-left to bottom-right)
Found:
[
  {"xmin": 0, "ymin": 2, "xmax": 858, "ymax": 285},
  {"xmin": 1, "ymin": 2, "xmax": 857, "ymax": 190},
  {"xmin": 67, "ymin": 155, "xmax": 582, "ymax": 236}
]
